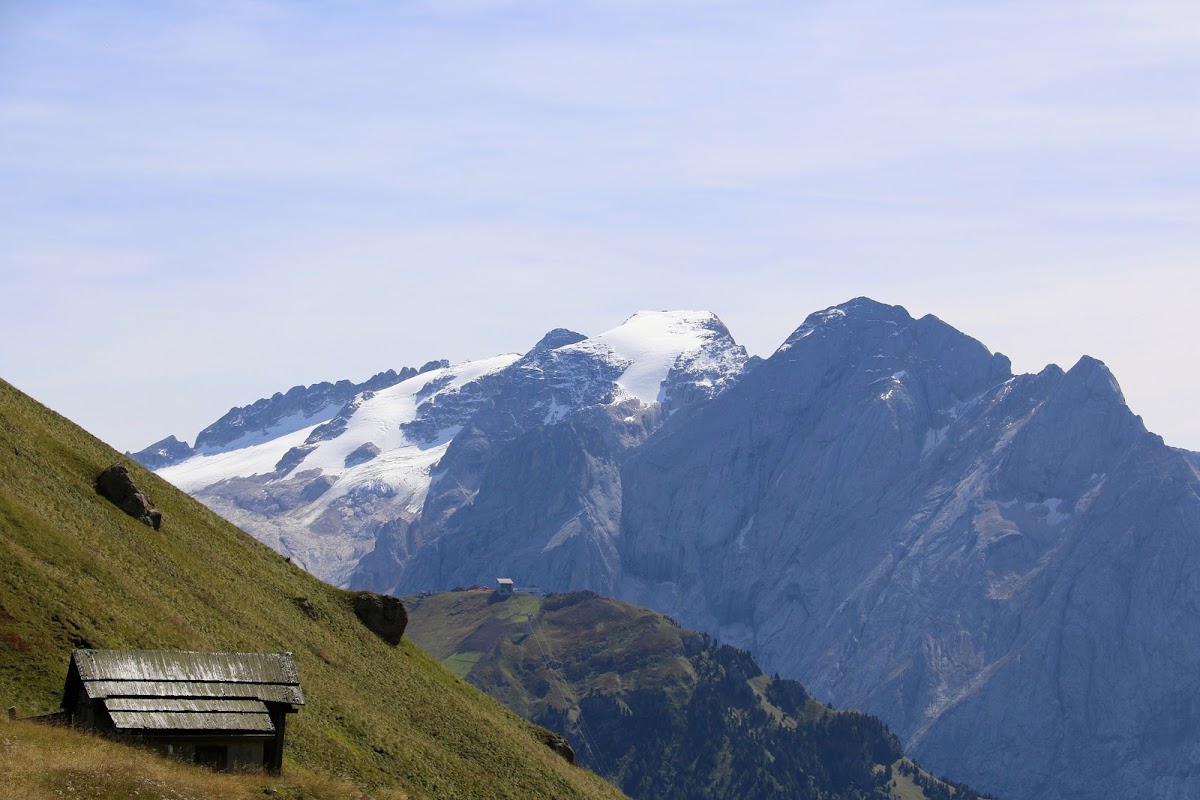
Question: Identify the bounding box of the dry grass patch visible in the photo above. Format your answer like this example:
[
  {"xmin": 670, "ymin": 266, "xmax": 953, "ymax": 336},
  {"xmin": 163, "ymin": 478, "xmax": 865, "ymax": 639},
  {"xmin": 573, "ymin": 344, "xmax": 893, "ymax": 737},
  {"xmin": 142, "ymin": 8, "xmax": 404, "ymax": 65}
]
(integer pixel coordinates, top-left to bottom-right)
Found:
[{"xmin": 0, "ymin": 721, "xmax": 409, "ymax": 800}]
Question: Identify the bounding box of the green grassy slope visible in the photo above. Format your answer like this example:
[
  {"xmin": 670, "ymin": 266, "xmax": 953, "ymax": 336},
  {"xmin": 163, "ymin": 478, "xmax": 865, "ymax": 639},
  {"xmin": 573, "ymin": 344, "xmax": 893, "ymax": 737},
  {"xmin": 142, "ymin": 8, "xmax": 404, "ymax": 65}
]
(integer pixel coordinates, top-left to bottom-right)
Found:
[
  {"xmin": 1, "ymin": 718, "xmax": 412, "ymax": 800},
  {"xmin": 0, "ymin": 378, "xmax": 625, "ymax": 800},
  {"xmin": 405, "ymin": 590, "xmax": 995, "ymax": 800}
]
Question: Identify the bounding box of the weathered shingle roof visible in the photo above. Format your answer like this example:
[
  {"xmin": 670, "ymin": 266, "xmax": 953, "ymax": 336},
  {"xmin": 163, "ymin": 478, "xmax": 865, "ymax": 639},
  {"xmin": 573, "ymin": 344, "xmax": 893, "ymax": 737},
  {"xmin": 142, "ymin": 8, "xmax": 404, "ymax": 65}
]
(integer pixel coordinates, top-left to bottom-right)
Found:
[
  {"xmin": 81, "ymin": 680, "xmax": 303, "ymax": 705},
  {"xmin": 105, "ymin": 696, "xmax": 276, "ymax": 732},
  {"xmin": 73, "ymin": 650, "xmax": 299, "ymax": 686},
  {"xmin": 65, "ymin": 649, "xmax": 304, "ymax": 735}
]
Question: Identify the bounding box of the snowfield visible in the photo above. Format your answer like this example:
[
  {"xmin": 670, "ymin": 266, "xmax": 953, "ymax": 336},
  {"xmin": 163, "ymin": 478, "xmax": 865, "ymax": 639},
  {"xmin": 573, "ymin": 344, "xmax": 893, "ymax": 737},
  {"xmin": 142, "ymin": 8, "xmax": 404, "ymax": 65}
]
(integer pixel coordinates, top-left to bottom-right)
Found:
[
  {"xmin": 559, "ymin": 310, "xmax": 719, "ymax": 403},
  {"xmin": 158, "ymin": 311, "xmax": 738, "ymax": 498}
]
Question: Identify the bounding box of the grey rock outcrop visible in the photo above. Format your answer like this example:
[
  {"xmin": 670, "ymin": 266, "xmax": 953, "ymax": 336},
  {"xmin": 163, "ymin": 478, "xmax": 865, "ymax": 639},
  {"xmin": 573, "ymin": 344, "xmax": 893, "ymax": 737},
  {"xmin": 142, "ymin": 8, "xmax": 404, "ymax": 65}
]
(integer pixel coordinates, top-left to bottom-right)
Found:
[
  {"xmin": 293, "ymin": 597, "xmax": 318, "ymax": 619},
  {"xmin": 400, "ymin": 421, "xmax": 624, "ymax": 594},
  {"xmin": 1179, "ymin": 448, "xmax": 1200, "ymax": 477},
  {"xmin": 351, "ymin": 591, "xmax": 408, "ymax": 645},
  {"xmin": 129, "ymin": 435, "xmax": 194, "ymax": 469},
  {"xmin": 96, "ymin": 464, "xmax": 162, "ymax": 530},
  {"xmin": 344, "ymin": 442, "xmax": 381, "ymax": 469},
  {"xmin": 533, "ymin": 726, "xmax": 576, "ymax": 764}
]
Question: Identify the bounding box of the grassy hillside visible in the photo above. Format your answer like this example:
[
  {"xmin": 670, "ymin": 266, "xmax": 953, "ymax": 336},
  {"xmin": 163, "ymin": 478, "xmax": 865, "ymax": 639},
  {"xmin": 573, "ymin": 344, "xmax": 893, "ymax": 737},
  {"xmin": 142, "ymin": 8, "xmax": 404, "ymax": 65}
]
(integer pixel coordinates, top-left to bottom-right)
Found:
[
  {"xmin": 1, "ymin": 718, "xmax": 411, "ymax": 800},
  {"xmin": 405, "ymin": 590, "xmax": 994, "ymax": 800},
  {"xmin": 0, "ymin": 378, "xmax": 625, "ymax": 800}
]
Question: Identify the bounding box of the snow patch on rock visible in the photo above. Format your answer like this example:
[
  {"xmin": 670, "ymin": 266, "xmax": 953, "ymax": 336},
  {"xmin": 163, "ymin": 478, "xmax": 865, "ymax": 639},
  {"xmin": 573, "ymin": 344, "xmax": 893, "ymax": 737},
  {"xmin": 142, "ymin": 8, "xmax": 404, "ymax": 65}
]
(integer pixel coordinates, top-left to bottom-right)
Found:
[{"xmin": 557, "ymin": 310, "xmax": 720, "ymax": 404}]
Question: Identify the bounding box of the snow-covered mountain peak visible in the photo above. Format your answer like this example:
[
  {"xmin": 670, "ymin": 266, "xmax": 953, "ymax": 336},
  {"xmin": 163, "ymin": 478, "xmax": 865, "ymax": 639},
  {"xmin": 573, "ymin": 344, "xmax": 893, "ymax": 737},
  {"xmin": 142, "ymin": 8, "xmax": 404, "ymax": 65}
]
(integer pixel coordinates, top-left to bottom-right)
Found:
[
  {"xmin": 143, "ymin": 310, "xmax": 753, "ymax": 586},
  {"xmin": 557, "ymin": 310, "xmax": 744, "ymax": 405},
  {"xmin": 528, "ymin": 327, "xmax": 588, "ymax": 353}
]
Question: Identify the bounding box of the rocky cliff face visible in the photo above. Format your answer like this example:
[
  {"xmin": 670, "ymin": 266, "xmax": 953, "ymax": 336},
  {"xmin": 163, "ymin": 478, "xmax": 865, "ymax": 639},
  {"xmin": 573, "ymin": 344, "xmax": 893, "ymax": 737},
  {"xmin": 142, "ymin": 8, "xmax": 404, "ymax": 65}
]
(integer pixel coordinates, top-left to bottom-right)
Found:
[
  {"xmin": 142, "ymin": 298, "xmax": 1200, "ymax": 799},
  {"xmin": 395, "ymin": 420, "xmax": 626, "ymax": 595},
  {"xmin": 128, "ymin": 435, "xmax": 194, "ymax": 469},
  {"xmin": 608, "ymin": 299, "xmax": 1200, "ymax": 799}
]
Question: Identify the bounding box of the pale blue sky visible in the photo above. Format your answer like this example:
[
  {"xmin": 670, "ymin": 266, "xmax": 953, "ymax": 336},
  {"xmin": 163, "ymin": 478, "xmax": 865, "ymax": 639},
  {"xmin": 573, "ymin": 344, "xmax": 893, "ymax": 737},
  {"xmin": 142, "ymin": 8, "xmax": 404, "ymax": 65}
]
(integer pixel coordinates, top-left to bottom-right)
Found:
[{"xmin": 2, "ymin": 1, "xmax": 1198, "ymax": 451}]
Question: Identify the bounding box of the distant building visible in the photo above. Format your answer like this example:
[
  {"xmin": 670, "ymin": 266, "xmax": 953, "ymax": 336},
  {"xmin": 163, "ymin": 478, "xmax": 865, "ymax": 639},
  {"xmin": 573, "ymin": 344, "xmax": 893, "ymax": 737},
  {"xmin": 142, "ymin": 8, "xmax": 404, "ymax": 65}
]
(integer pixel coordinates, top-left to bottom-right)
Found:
[
  {"xmin": 496, "ymin": 578, "xmax": 514, "ymax": 597},
  {"xmin": 60, "ymin": 649, "xmax": 304, "ymax": 773}
]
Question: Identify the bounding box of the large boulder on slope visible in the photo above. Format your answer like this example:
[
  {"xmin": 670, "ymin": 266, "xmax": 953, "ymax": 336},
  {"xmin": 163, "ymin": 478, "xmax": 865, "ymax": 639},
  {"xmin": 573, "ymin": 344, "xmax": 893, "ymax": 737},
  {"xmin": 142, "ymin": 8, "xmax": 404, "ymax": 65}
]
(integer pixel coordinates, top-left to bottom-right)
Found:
[
  {"xmin": 96, "ymin": 464, "xmax": 162, "ymax": 530},
  {"xmin": 351, "ymin": 591, "xmax": 409, "ymax": 645}
]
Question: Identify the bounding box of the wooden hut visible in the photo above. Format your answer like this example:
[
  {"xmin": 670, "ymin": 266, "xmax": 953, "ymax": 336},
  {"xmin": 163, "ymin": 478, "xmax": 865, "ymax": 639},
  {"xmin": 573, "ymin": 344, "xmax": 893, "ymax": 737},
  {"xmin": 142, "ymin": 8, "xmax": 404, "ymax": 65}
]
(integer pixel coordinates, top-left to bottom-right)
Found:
[
  {"xmin": 60, "ymin": 649, "xmax": 304, "ymax": 773},
  {"xmin": 496, "ymin": 578, "xmax": 514, "ymax": 597}
]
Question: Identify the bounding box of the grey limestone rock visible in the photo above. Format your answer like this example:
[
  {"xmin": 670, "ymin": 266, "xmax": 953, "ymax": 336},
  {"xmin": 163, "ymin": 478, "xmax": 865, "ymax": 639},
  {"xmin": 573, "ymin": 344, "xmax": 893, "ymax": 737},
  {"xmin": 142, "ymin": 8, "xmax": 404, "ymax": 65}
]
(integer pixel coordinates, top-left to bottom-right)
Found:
[
  {"xmin": 351, "ymin": 591, "xmax": 408, "ymax": 645},
  {"xmin": 96, "ymin": 464, "xmax": 162, "ymax": 530},
  {"xmin": 397, "ymin": 420, "xmax": 624, "ymax": 596},
  {"xmin": 533, "ymin": 726, "xmax": 576, "ymax": 764},
  {"xmin": 274, "ymin": 444, "xmax": 316, "ymax": 475},
  {"xmin": 300, "ymin": 475, "xmax": 336, "ymax": 502},
  {"xmin": 293, "ymin": 597, "xmax": 318, "ymax": 619},
  {"xmin": 344, "ymin": 442, "xmax": 381, "ymax": 468},
  {"xmin": 129, "ymin": 435, "xmax": 194, "ymax": 470}
]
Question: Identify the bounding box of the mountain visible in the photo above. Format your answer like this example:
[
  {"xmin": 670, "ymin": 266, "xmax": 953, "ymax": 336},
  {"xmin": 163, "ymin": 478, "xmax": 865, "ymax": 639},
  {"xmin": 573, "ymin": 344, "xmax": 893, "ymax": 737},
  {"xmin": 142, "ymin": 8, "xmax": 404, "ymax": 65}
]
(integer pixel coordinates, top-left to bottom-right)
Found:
[
  {"xmin": 404, "ymin": 588, "xmax": 992, "ymax": 800},
  {"xmin": 610, "ymin": 299, "xmax": 1200, "ymax": 800},
  {"xmin": 0, "ymin": 377, "xmax": 625, "ymax": 800},
  {"xmin": 139, "ymin": 310, "xmax": 750, "ymax": 586},
  {"xmin": 1177, "ymin": 447, "xmax": 1200, "ymax": 474},
  {"xmin": 139, "ymin": 298, "xmax": 1200, "ymax": 799},
  {"xmin": 426, "ymin": 299, "xmax": 1200, "ymax": 799}
]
